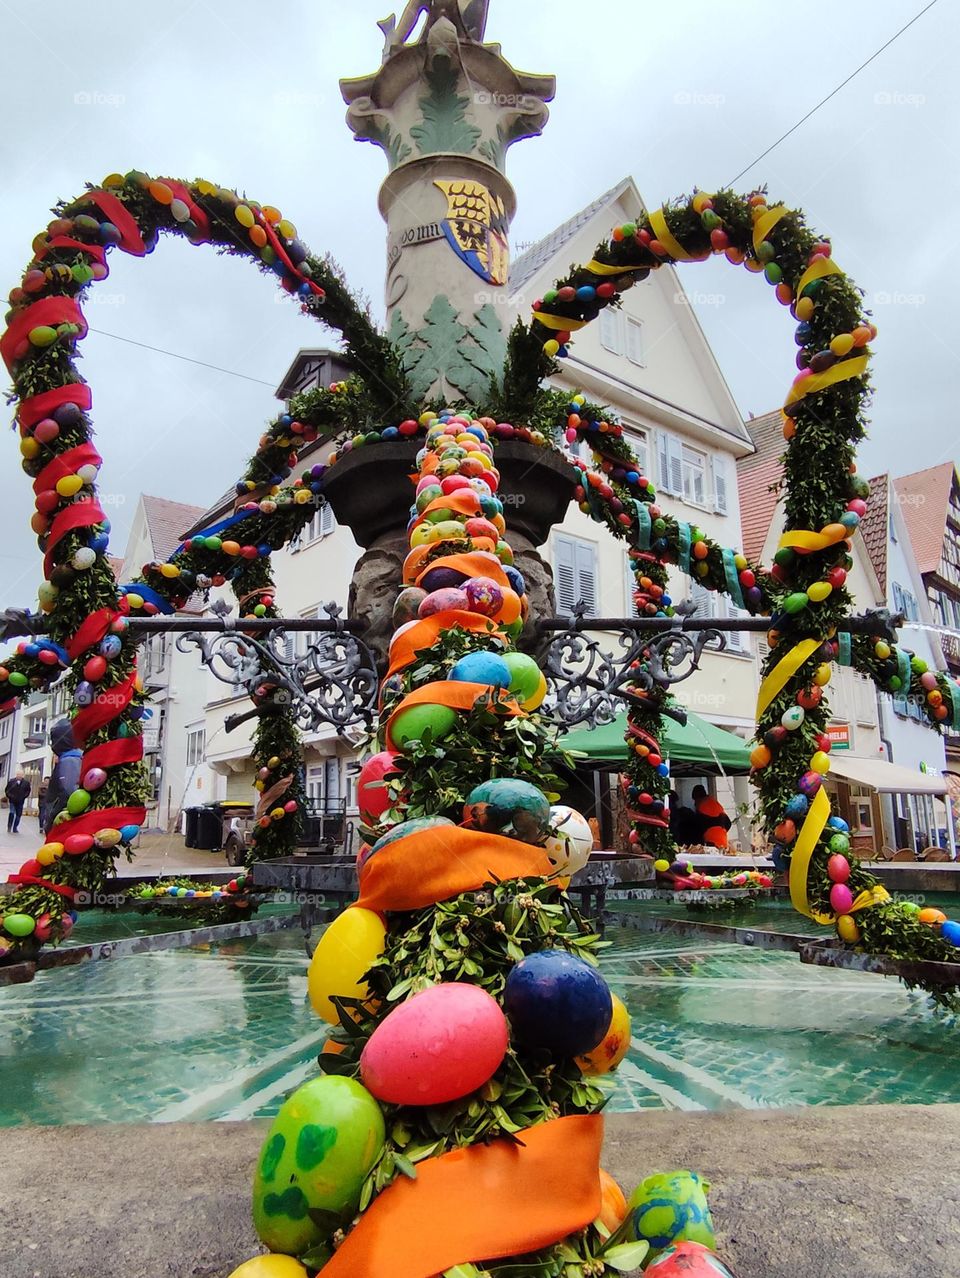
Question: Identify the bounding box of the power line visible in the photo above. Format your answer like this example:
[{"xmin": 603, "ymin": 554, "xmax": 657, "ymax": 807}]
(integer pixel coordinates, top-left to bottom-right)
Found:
[
  {"xmin": 727, "ymin": 0, "xmax": 940, "ymax": 187},
  {"xmin": 87, "ymin": 327, "xmax": 277, "ymax": 387}
]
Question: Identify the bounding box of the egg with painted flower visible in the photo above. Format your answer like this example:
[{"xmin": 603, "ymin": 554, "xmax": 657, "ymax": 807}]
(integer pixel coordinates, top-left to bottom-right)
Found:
[{"xmin": 645, "ymin": 1241, "xmax": 737, "ymax": 1277}]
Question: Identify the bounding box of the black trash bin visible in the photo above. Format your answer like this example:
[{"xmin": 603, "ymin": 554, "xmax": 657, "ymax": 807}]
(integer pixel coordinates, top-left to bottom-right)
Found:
[
  {"xmin": 183, "ymin": 806, "xmax": 201, "ymax": 849},
  {"xmin": 195, "ymin": 805, "xmax": 224, "ymax": 852}
]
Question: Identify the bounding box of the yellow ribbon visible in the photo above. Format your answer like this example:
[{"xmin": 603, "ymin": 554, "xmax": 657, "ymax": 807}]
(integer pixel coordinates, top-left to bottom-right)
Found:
[
  {"xmin": 534, "ymin": 312, "xmax": 589, "ymax": 332},
  {"xmin": 850, "ymin": 884, "xmax": 892, "ymax": 913},
  {"xmin": 752, "ymin": 205, "xmax": 788, "ymax": 256},
  {"xmin": 584, "ymin": 258, "xmax": 649, "ymax": 277},
  {"xmin": 794, "ymin": 254, "xmax": 843, "ymax": 300},
  {"xmin": 784, "ymin": 353, "xmax": 869, "ymax": 406},
  {"xmin": 756, "ymin": 637, "xmax": 821, "ymax": 719},
  {"xmin": 648, "ymin": 207, "xmax": 696, "ymax": 261},
  {"xmin": 789, "ymin": 788, "xmax": 834, "ymax": 924},
  {"xmin": 777, "ymin": 525, "xmax": 849, "ymax": 554}
]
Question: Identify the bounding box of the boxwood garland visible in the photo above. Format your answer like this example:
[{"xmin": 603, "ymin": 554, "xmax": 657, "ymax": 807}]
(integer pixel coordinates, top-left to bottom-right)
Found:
[{"xmin": 525, "ymin": 187, "xmax": 960, "ymax": 998}]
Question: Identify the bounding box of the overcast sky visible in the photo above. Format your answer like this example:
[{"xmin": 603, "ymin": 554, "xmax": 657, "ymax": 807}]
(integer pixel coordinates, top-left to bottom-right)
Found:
[{"xmin": 1, "ymin": 0, "xmax": 956, "ymax": 605}]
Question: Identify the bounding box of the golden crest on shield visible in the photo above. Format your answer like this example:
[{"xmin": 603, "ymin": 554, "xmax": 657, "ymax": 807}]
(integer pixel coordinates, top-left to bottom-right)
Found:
[{"xmin": 434, "ymin": 179, "xmax": 508, "ymax": 286}]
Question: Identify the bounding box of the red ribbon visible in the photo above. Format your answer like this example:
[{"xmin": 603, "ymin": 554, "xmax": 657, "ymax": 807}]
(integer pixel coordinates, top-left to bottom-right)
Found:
[
  {"xmin": 65, "ymin": 608, "xmax": 117, "ymax": 661},
  {"xmin": 1, "ymin": 297, "xmax": 87, "ymax": 373},
  {"xmin": 71, "ymin": 670, "xmax": 137, "ymax": 746},
  {"xmin": 162, "ymin": 180, "xmax": 211, "ymax": 241},
  {"xmin": 17, "ymin": 383, "xmax": 92, "ymax": 432},
  {"xmin": 46, "ymin": 805, "xmax": 147, "ymax": 844},
  {"xmin": 5, "ymin": 873, "xmax": 76, "ymax": 899},
  {"xmin": 43, "ymin": 498, "xmax": 106, "ymax": 579},
  {"xmin": 81, "ymin": 736, "xmax": 144, "ymax": 774},
  {"xmin": 82, "ymin": 190, "xmax": 146, "ymax": 256},
  {"xmin": 33, "ymin": 442, "xmax": 103, "ymax": 494},
  {"xmin": 35, "ymin": 236, "xmax": 106, "ymax": 266},
  {"xmin": 261, "ymin": 218, "xmax": 325, "ymax": 298}
]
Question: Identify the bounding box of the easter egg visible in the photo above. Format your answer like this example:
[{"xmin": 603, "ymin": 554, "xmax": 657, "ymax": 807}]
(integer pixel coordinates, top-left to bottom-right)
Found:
[
  {"xmin": 83, "ymin": 767, "xmax": 107, "ymax": 791},
  {"xmin": 99, "ymin": 634, "xmax": 123, "ymax": 659},
  {"xmin": 628, "ymin": 1171, "xmax": 716, "ymax": 1255},
  {"xmin": 464, "ymin": 576, "xmax": 504, "ymax": 616},
  {"xmin": 919, "ymin": 908, "xmax": 947, "ymax": 927},
  {"xmin": 810, "ymin": 751, "xmax": 831, "ymax": 775},
  {"xmin": 3, "ymin": 913, "xmax": 37, "ymax": 937},
  {"xmin": 829, "ymin": 883, "xmax": 854, "ymax": 914},
  {"xmin": 418, "ymin": 588, "xmax": 469, "ymax": 618},
  {"xmin": 361, "ymin": 983, "xmax": 508, "ymax": 1105},
  {"xmin": 781, "ymin": 705, "xmax": 805, "ymax": 731},
  {"xmin": 83, "ymin": 655, "xmax": 108, "ymax": 682},
  {"xmin": 645, "ymin": 1241, "xmax": 735, "ymax": 1277},
  {"xmin": 941, "ymin": 921, "xmax": 960, "ymax": 947},
  {"xmin": 463, "ymin": 777, "xmax": 550, "ymax": 842},
  {"xmin": 798, "ymin": 771, "xmax": 822, "ymax": 798},
  {"xmin": 827, "ymin": 854, "xmax": 850, "ymax": 883},
  {"xmin": 448, "ymin": 650, "xmax": 511, "ymax": 688},
  {"xmin": 365, "ymin": 816, "xmax": 456, "ymax": 863},
  {"xmin": 785, "ymin": 794, "xmax": 809, "ymax": 820},
  {"xmin": 597, "ymin": 1169, "xmax": 629, "ymax": 1232},
  {"xmin": 419, "ymin": 566, "xmax": 467, "ymax": 592},
  {"xmin": 252, "ymin": 1076, "xmax": 385, "ymax": 1255},
  {"xmin": 544, "ymin": 804, "xmax": 593, "ymax": 875},
  {"xmin": 391, "ymin": 703, "xmax": 457, "ymax": 749},
  {"xmin": 227, "ymin": 1256, "xmax": 308, "ymax": 1278},
  {"xmin": 501, "ymin": 651, "xmax": 542, "ymax": 703},
  {"xmin": 837, "ymin": 915, "xmax": 861, "ymax": 944},
  {"xmin": 828, "ymin": 832, "xmax": 850, "ymax": 855},
  {"xmin": 575, "ymin": 992, "xmax": 631, "ymax": 1074},
  {"xmin": 357, "ymin": 751, "xmax": 401, "ymax": 823},
  {"xmin": 64, "ymin": 833, "xmax": 94, "ymax": 855},
  {"xmin": 504, "ymin": 949, "xmax": 612, "ymax": 1057},
  {"xmin": 66, "ymin": 788, "xmax": 92, "ymax": 816},
  {"xmin": 392, "ymin": 587, "xmax": 427, "ymax": 627},
  {"xmin": 307, "ymin": 907, "xmax": 387, "ymax": 1024}
]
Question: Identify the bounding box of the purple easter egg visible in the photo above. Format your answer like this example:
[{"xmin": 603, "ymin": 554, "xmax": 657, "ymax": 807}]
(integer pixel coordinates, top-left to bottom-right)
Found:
[{"xmin": 420, "ymin": 566, "xmax": 468, "ymax": 593}]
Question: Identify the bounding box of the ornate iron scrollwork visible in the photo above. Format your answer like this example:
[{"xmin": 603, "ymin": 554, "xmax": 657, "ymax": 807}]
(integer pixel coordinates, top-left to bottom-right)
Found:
[
  {"xmin": 541, "ymin": 601, "xmax": 726, "ymax": 727},
  {"xmin": 175, "ymin": 602, "xmax": 378, "ymax": 735}
]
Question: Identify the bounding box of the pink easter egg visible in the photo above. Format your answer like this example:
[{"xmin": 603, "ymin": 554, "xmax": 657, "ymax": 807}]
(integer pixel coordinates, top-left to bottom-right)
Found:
[
  {"xmin": 418, "ymin": 588, "xmax": 469, "ymax": 619},
  {"xmin": 830, "ymin": 883, "xmax": 854, "ymax": 915},
  {"xmin": 360, "ymin": 983, "xmax": 508, "ymax": 1106},
  {"xmin": 440, "ymin": 475, "xmax": 472, "ymax": 494},
  {"xmin": 83, "ymin": 767, "xmax": 107, "ymax": 791},
  {"xmin": 358, "ymin": 751, "xmax": 401, "ymax": 822},
  {"xmin": 34, "ymin": 418, "xmax": 60, "ymax": 445},
  {"xmin": 826, "ymin": 854, "xmax": 850, "ymax": 884}
]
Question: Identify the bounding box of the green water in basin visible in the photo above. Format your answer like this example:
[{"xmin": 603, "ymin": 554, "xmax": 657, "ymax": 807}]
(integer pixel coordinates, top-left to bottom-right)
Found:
[{"xmin": 1, "ymin": 906, "xmax": 957, "ymax": 1126}]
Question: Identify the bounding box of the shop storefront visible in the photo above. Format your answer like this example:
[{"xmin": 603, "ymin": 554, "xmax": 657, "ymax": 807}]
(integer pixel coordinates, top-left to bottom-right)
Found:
[{"xmin": 825, "ymin": 753, "xmax": 953, "ymax": 858}]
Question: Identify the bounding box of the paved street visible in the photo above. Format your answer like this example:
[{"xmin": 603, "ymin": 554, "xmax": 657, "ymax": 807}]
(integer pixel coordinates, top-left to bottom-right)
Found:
[{"xmin": 0, "ymin": 824, "xmax": 230, "ymax": 881}]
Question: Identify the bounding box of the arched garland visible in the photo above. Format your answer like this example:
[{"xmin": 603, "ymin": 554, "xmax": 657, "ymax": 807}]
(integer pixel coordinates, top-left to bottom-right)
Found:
[
  {"xmin": 523, "ymin": 188, "xmax": 960, "ymax": 995},
  {"xmin": 0, "ymin": 171, "xmax": 412, "ymax": 955}
]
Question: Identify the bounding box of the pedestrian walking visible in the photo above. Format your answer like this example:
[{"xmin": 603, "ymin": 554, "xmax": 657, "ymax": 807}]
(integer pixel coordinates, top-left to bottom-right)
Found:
[{"xmin": 5, "ymin": 770, "xmax": 31, "ymax": 834}]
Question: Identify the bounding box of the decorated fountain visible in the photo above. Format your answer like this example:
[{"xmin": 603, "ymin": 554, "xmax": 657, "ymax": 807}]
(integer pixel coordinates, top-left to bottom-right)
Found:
[{"xmin": 4, "ymin": 2, "xmax": 960, "ymax": 1275}]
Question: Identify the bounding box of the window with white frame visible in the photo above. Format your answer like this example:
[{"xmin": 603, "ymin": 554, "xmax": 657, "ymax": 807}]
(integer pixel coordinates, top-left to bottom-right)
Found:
[
  {"xmin": 622, "ymin": 425, "xmax": 649, "ymax": 476},
  {"xmin": 657, "ymin": 431, "xmax": 684, "ymax": 497},
  {"xmin": 599, "ymin": 307, "xmax": 623, "ymax": 355},
  {"xmin": 682, "ymin": 444, "xmax": 707, "ymax": 506},
  {"xmin": 626, "ymin": 317, "xmax": 644, "ymax": 366},
  {"xmin": 623, "ymin": 555, "xmax": 640, "ymax": 617},
  {"xmin": 553, "ymin": 534, "xmax": 598, "ymax": 617},
  {"xmin": 690, "ymin": 582, "xmax": 749, "ymax": 654},
  {"xmin": 657, "ymin": 431, "xmax": 728, "ymax": 514},
  {"xmin": 290, "ymin": 500, "xmax": 335, "ymax": 551},
  {"xmin": 185, "ymin": 725, "xmax": 205, "ymax": 767},
  {"xmin": 51, "ymin": 681, "xmax": 71, "ymax": 718},
  {"xmin": 306, "ymin": 758, "xmax": 342, "ymax": 809},
  {"xmin": 0, "ymin": 716, "xmax": 10, "ymax": 742}
]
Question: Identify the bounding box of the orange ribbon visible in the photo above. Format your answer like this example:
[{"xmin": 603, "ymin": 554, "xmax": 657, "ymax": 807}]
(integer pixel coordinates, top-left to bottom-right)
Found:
[
  {"xmin": 358, "ymin": 824, "xmax": 552, "ymax": 913},
  {"xmin": 317, "ymin": 1115, "xmax": 604, "ymax": 1278},
  {"xmin": 414, "ymin": 552, "xmax": 511, "ymax": 591},
  {"xmin": 386, "ymin": 610, "xmax": 507, "ymax": 679},
  {"xmin": 412, "ymin": 491, "xmax": 482, "ymax": 532},
  {"xmin": 385, "ymin": 680, "xmax": 525, "ymax": 749}
]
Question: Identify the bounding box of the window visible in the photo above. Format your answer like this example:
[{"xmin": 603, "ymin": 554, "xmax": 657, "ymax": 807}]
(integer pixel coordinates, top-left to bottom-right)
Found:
[
  {"xmin": 290, "ymin": 500, "xmax": 335, "ymax": 551},
  {"xmin": 0, "ymin": 716, "xmax": 10, "ymax": 742},
  {"xmin": 626, "ymin": 317, "xmax": 644, "ymax": 366},
  {"xmin": 623, "ymin": 555, "xmax": 640, "ymax": 617},
  {"xmin": 690, "ymin": 582, "xmax": 749, "ymax": 654},
  {"xmin": 599, "ymin": 308, "xmax": 623, "ymax": 355},
  {"xmin": 711, "ymin": 455, "xmax": 729, "ymax": 514},
  {"xmin": 553, "ymin": 534, "xmax": 598, "ymax": 616},
  {"xmin": 306, "ymin": 759, "xmax": 342, "ymax": 809},
  {"xmin": 51, "ymin": 681, "xmax": 71, "ymax": 718},
  {"xmin": 185, "ymin": 726, "xmax": 205, "ymax": 768},
  {"xmin": 144, "ymin": 632, "xmax": 168, "ymax": 679},
  {"xmin": 682, "ymin": 444, "xmax": 707, "ymax": 506},
  {"xmin": 657, "ymin": 431, "xmax": 684, "ymax": 496},
  {"xmin": 622, "ymin": 426, "xmax": 649, "ymax": 476},
  {"xmin": 853, "ymin": 672, "xmax": 875, "ymax": 724}
]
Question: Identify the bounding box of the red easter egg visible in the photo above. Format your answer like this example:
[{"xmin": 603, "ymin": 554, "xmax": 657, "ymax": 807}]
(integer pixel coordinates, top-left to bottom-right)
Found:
[
  {"xmin": 83, "ymin": 656, "xmax": 107, "ymax": 682},
  {"xmin": 358, "ymin": 751, "xmax": 401, "ymax": 822},
  {"xmin": 64, "ymin": 834, "xmax": 94, "ymax": 855}
]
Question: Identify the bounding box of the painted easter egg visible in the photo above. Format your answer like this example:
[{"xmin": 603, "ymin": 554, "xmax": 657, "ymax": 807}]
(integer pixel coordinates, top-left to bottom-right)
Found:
[
  {"xmin": 598, "ymin": 1169, "xmax": 629, "ymax": 1232},
  {"xmin": 501, "ymin": 651, "xmax": 542, "ymax": 703},
  {"xmin": 544, "ymin": 804, "xmax": 593, "ymax": 875},
  {"xmin": 227, "ymin": 1256, "xmax": 308, "ymax": 1278},
  {"xmin": 448, "ymin": 650, "xmax": 511, "ymax": 688},
  {"xmin": 504, "ymin": 949, "xmax": 612, "ymax": 1057},
  {"xmin": 366, "ymin": 816, "xmax": 456, "ymax": 862},
  {"xmin": 419, "ymin": 566, "xmax": 468, "ymax": 593},
  {"xmin": 463, "ymin": 777, "xmax": 550, "ymax": 842},
  {"xmin": 2, "ymin": 913, "xmax": 37, "ymax": 937},
  {"xmin": 575, "ymin": 992, "xmax": 631, "ymax": 1074},
  {"xmin": 464, "ymin": 576, "xmax": 504, "ymax": 616},
  {"xmin": 645, "ymin": 1241, "xmax": 736, "ymax": 1277},
  {"xmin": 252, "ymin": 1076, "xmax": 385, "ymax": 1255},
  {"xmin": 357, "ymin": 751, "xmax": 401, "ymax": 823},
  {"xmin": 418, "ymin": 588, "xmax": 469, "ymax": 618},
  {"xmin": 391, "ymin": 703, "xmax": 457, "ymax": 749},
  {"xmin": 392, "ymin": 587, "xmax": 427, "ymax": 627},
  {"xmin": 628, "ymin": 1170, "xmax": 716, "ymax": 1254},
  {"xmin": 307, "ymin": 907, "xmax": 386, "ymax": 1024},
  {"xmin": 360, "ymin": 983, "xmax": 508, "ymax": 1106}
]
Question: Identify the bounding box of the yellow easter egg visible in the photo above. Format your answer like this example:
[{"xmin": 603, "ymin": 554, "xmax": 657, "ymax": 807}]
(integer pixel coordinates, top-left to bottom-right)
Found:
[
  {"xmin": 20, "ymin": 437, "xmax": 40, "ymax": 459},
  {"xmin": 56, "ymin": 475, "xmax": 84, "ymax": 498},
  {"xmin": 576, "ymin": 994, "xmax": 631, "ymax": 1075},
  {"xmin": 814, "ymin": 663, "xmax": 831, "ymax": 686},
  {"xmin": 837, "ymin": 915, "xmax": 860, "ymax": 944},
  {"xmin": 235, "ymin": 204, "xmax": 255, "ymax": 228},
  {"xmin": 227, "ymin": 1257, "xmax": 308, "ymax": 1278},
  {"xmin": 807, "ymin": 581, "xmax": 833, "ymax": 603},
  {"xmin": 307, "ymin": 907, "xmax": 387, "ymax": 1023},
  {"xmin": 277, "ymin": 219, "xmax": 296, "ymax": 239},
  {"xmin": 810, "ymin": 751, "xmax": 831, "ymax": 775}
]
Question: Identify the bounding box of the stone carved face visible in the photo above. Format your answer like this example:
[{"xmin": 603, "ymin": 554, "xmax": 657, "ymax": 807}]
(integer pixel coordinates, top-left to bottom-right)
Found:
[{"xmin": 348, "ymin": 533, "xmax": 410, "ymax": 672}]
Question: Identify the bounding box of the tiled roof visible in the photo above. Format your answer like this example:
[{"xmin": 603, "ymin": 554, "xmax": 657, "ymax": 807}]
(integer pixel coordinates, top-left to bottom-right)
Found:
[
  {"xmin": 141, "ymin": 494, "xmax": 207, "ymax": 562},
  {"xmin": 106, "ymin": 555, "xmax": 124, "ymax": 582},
  {"xmin": 509, "ymin": 178, "xmax": 634, "ymax": 292},
  {"xmin": 736, "ymin": 411, "xmax": 784, "ymax": 562},
  {"xmin": 860, "ymin": 474, "xmax": 889, "ymax": 593},
  {"xmin": 894, "ymin": 462, "xmax": 956, "ymax": 576}
]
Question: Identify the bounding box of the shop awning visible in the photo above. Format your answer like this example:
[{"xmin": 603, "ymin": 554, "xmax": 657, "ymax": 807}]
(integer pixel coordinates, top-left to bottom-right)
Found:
[
  {"xmin": 826, "ymin": 753, "xmax": 947, "ymax": 796},
  {"xmin": 561, "ymin": 711, "xmax": 752, "ymax": 774}
]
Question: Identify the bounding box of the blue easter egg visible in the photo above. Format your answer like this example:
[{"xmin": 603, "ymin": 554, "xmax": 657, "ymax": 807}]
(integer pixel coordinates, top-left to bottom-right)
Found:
[
  {"xmin": 119, "ymin": 824, "xmax": 140, "ymax": 842},
  {"xmin": 382, "ymin": 426, "xmax": 400, "ymax": 440},
  {"xmin": 449, "ymin": 651, "xmax": 511, "ymax": 688},
  {"xmin": 827, "ymin": 816, "xmax": 849, "ymax": 833},
  {"xmin": 504, "ymin": 949, "xmax": 612, "ymax": 1057},
  {"xmin": 942, "ymin": 921, "xmax": 960, "ymax": 947},
  {"xmin": 504, "ymin": 567, "xmax": 526, "ymax": 595},
  {"xmin": 99, "ymin": 635, "xmax": 123, "ymax": 659},
  {"xmin": 575, "ymin": 286, "xmax": 596, "ymax": 302},
  {"xmin": 785, "ymin": 794, "xmax": 809, "ymax": 820}
]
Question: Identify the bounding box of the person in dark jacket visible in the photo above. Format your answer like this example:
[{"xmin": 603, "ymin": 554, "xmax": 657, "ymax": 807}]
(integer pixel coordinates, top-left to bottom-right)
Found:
[
  {"xmin": 44, "ymin": 720, "xmax": 82, "ymax": 835},
  {"xmin": 5, "ymin": 770, "xmax": 31, "ymax": 833},
  {"xmin": 668, "ymin": 790, "xmax": 701, "ymax": 847},
  {"xmin": 36, "ymin": 777, "xmax": 49, "ymax": 832}
]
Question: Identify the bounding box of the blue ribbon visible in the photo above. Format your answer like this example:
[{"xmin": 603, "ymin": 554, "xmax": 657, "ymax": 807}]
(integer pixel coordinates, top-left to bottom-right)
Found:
[
  {"xmin": 172, "ymin": 508, "xmax": 257, "ymax": 558},
  {"xmin": 722, "ymin": 548, "xmax": 745, "ymax": 609},
  {"xmin": 837, "ymin": 632, "xmax": 852, "ymax": 666},
  {"xmin": 897, "ymin": 647, "xmax": 912, "ymax": 694},
  {"xmin": 677, "ymin": 522, "xmax": 691, "ymax": 575},
  {"xmin": 633, "ymin": 501, "xmax": 652, "ymax": 551},
  {"xmin": 120, "ymin": 584, "xmax": 175, "ymax": 615}
]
